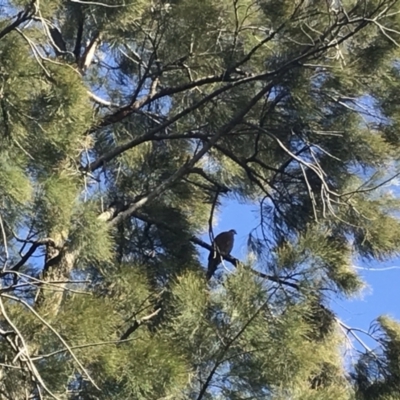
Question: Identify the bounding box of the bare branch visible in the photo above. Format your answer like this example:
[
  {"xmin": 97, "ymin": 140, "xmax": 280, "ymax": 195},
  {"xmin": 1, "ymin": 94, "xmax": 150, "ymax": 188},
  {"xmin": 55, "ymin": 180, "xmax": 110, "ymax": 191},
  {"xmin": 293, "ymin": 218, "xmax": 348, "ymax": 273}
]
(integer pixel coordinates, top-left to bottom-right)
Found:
[
  {"xmin": 108, "ymin": 83, "xmax": 274, "ymax": 226},
  {"xmin": 79, "ymin": 31, "xmax": 101, "ymax": 72},
  {"xmin": 69, "ymin": 0, "xmax": 127, "ymax": 7},
  {"xmin": 31, "ymin": 337, "xmax": 138, "ymax": 361},
  {"xmin": 131, "ymin": 211, "xmax": 300, "ymax": 290},
  {"xmin": 0, "ymin": 1, "xmax": 37, "ymax": 40},
  {"xmin": 119, "ymin": 308, "xmax": 161, "ymax": 341}
]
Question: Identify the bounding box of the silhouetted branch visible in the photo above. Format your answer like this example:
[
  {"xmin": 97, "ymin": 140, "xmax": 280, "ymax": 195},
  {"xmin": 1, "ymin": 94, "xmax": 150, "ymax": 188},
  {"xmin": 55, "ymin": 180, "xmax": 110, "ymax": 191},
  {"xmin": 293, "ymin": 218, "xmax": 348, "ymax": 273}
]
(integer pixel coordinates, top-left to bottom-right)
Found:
[
  {"xmin": 0, "ymin": 1, "xmax": 37, "ymax": 40},
  {"xmin": 107, "ymin": 84, "xmax": 273, "ymax": 226},
  {"xmin": 131, "ymin": 211, "xmax": 300, "ymax": 290}
]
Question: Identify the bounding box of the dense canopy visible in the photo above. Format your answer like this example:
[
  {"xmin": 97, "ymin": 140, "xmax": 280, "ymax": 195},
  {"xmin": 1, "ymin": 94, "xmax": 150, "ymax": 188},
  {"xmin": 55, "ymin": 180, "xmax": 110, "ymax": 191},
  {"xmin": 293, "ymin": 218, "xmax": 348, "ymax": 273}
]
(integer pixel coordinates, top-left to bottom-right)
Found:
[{"xmin": 1, "ymin": 0, "xmax": 400, "ymax": 398}]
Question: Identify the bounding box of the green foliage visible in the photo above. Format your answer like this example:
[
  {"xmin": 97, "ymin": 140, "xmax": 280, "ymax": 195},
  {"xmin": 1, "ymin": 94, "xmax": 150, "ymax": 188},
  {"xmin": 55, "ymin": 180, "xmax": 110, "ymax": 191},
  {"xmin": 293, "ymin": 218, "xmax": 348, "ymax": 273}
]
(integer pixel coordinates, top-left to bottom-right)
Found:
[
  {"xmin": 70, "ymin": 204, "xmax": 114, "ymax": 264},
  {"xmin": 2, "ymin": 0, "xmax": 400, "ymax": 398},
  {"xmin": 35, "ymin": 173, "xmax": 79, "ymax": 235},
  {"xmin": 353, "ymin": 316, "xmax": 400, "ymax": 400},
  {"xmin": 272, "ymin": 227, "xmax": 363, "ymax": 295},
  {"xmin": 0, "ymin": 155, "xmax": 32, "ymax": 205}
]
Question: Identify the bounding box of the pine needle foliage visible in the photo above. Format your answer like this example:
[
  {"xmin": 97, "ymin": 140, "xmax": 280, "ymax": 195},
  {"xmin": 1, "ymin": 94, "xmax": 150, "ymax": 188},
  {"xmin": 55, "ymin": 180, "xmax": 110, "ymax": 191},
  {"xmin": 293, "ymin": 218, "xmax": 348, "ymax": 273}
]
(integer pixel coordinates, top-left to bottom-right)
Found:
[{"xmin": 2, "ymin": 0, "xmax": 400, "ymax": 398}]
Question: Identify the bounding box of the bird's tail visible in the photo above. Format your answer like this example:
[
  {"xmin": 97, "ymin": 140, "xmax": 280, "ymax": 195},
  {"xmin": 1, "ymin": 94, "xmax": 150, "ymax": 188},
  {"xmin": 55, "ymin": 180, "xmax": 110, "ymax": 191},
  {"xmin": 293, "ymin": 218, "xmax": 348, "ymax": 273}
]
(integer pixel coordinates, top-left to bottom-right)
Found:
[{"xmin": 206, "ymin": 252, "xmax": 222, "ymax": 280}]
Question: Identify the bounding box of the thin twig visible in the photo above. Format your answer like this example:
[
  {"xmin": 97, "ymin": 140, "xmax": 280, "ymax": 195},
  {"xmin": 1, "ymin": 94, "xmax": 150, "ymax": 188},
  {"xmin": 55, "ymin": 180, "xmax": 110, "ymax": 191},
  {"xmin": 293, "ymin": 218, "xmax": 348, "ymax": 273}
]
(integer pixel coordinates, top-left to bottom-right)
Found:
[
  {"xmin": 2, "ymin": 293, "xmax": 101, "ymax": 391},
  {"xmin": 31, "ymin": 337, "xmax": 139, "ymax": 361},
  {"xmin": 0, "ymin": 296, "xmax": 59, "ymax": 399},
  {"xmin": 0, "ymin": 213, "xmax": 9, "ymax": 270}
]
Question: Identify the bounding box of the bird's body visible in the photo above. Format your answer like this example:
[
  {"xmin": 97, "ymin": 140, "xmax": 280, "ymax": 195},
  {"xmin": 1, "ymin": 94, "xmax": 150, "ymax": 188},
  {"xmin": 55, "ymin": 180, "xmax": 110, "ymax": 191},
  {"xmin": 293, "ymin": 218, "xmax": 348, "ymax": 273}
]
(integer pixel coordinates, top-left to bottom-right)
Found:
[{"xmin": 207, "ymin": 229, "xmax": 237, "ymax": 280}]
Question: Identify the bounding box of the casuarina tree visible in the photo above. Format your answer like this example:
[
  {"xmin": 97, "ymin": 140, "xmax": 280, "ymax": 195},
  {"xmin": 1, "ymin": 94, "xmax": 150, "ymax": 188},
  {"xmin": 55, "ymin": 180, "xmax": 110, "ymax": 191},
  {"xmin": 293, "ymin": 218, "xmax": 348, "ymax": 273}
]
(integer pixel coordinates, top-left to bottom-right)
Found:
[{"xmin": 1, "ymin": 0, "xmax": 400, "ymax": 399}]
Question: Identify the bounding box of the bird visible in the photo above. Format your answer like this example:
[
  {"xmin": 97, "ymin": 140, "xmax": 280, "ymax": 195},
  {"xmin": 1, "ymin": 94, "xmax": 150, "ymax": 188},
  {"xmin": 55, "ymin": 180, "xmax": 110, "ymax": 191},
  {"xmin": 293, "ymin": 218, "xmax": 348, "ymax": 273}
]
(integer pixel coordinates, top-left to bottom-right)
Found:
[{"xmin": 206, "ymin": 229, "xmax": 237, "ymax": 280}]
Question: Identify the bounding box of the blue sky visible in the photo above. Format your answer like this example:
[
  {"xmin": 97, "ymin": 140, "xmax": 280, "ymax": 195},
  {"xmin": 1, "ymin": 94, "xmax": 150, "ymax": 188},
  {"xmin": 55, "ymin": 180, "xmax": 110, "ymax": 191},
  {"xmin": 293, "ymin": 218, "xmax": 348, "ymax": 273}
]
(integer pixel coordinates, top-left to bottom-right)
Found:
[{"xmin": 200, "ymin": 198, "xmax": 400, "ymax": 352}]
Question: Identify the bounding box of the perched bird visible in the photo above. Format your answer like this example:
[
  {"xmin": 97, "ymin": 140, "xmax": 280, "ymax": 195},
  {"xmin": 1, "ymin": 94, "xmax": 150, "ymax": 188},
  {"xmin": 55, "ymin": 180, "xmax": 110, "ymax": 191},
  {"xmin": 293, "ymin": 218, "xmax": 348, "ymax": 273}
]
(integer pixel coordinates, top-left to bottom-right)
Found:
[{"xmin": 207, "ymin": 229, "xmax": 237, "ymax": 280}]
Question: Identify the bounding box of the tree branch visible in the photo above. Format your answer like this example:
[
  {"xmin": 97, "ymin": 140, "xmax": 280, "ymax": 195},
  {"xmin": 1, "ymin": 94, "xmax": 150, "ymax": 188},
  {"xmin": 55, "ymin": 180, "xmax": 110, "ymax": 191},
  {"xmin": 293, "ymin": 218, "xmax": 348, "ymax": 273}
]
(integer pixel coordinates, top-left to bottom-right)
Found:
[
  {"xmin": 0, "ymin": 1, "xmax": 37, "ymax": 40},
  {"xmin": 107, "ymin": 83, "xmax": 274, "ymax": 226},
  {"xmin": 119, "ymin": 308, "xmax": 161, "ymax": 341},
  {"xmin": 131, "ymin": 211, "xmax": 300, "ymax": 290}
]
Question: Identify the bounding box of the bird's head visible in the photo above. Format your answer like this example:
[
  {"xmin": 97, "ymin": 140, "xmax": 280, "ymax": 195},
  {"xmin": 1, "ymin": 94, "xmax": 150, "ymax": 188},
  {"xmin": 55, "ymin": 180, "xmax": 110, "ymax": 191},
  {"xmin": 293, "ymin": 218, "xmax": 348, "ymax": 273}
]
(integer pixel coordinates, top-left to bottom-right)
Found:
[{"xmin": 229, "ymin": 229, "xmax": 237, "ymax": 235}]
